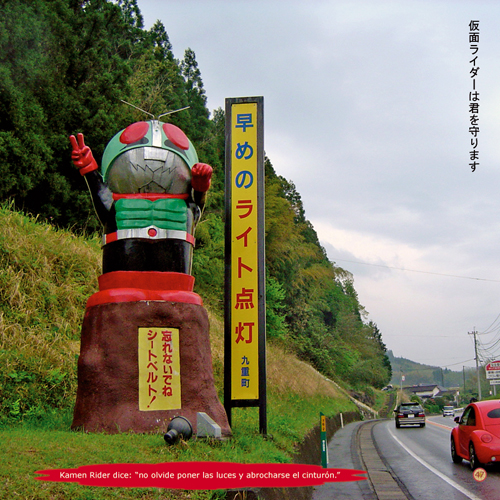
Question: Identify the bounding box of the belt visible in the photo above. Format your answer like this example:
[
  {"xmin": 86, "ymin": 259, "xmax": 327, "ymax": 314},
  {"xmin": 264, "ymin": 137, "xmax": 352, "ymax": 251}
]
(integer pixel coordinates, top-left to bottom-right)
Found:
[{"xmin": 103, "ymin": 226, "xmax": 195, "ymax": 246}]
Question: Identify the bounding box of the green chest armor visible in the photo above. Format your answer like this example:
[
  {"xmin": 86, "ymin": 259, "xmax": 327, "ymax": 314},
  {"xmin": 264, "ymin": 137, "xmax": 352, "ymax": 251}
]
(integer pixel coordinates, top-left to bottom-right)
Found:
[{"xmin": 115, "ymin": 198, "xmax": 188, "ymax": 232}]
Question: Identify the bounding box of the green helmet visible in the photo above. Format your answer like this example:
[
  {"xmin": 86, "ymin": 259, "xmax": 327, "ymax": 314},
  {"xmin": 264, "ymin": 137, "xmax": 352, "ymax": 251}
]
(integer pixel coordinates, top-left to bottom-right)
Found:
[{"xmin": 101, "ymin": 120, "xmax": 199, "ymax": 194}]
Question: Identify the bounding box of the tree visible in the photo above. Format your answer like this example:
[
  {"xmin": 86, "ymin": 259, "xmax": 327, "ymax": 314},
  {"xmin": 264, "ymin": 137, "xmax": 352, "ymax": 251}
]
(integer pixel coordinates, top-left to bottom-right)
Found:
[
  {"xmin": 180, "ymin": 48, "xmax": 210, "ymax": 143},
  {"xmin": 116, "ymin": 0, "xmax": 144, "ymax": 31},
  {"xmin": 0, "ymin": 0, "xmax": 144, "ymax": 229},
  {"xmin": 148, "ymin": 20, "xmax": 174, "ymax": 62}
]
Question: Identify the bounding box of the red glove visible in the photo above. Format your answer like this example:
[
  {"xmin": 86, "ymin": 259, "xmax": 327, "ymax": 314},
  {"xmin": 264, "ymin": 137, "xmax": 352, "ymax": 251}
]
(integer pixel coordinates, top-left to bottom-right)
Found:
[
  {"xmin": 191, "ymin": 163, "xmax": 213, "ymax": 192},
  {"xmin": 69, "ymin": 133, "xmax": 98, "ymax": 176}
]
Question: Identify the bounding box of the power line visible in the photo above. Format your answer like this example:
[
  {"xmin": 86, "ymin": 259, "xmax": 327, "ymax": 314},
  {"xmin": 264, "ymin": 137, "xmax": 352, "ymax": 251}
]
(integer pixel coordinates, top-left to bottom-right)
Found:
[
  {"xmin": 394, "ymin": 358, "xmax": 474, "ymax": 373},
  {"xmin": 443, "ymin": 358, "xmax": 476, "ymax": 368},
  {"xmin": 383, "ymin": 334, "xmax": 461, "ymax": 338},
  {"xmin": 481, "ymin": 313, "xmax": 500, "ymax": 333},
  {"xmin": 392, "ymin": 358, "xmax": 476, "ymax": 372},
  {"xmin": 332, "ymin": 258, "xmax": 500, "ymax": 283},
  {"xmin": 475, "ymin": 315, "xmax": 500, "ymax": 361}
]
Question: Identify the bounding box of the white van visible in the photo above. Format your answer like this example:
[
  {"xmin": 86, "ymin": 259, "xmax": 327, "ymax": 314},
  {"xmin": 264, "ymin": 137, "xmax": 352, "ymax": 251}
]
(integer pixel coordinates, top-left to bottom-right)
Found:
[{"xmin": 443, "ymin": 406, "xmax": 454, "ymax": 417}]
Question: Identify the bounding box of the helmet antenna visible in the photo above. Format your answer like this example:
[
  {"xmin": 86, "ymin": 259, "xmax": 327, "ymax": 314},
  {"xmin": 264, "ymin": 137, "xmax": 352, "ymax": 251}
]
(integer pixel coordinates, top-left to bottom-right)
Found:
[
  {"xmin": 120, "ymin": 100, "xmax": 155, "ymax": 119},
  {"xmin": 120, "ymin": 100, "xmax": 190, "ymax": 120},
  {"xmin": 158, "ymin": 106, "xmax": 190, "ymax": 120}
]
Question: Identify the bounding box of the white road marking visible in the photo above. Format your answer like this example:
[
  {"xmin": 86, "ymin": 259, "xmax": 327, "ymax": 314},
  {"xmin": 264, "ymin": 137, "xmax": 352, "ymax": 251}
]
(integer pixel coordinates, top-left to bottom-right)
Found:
[{"xmin": 388, "ymin": 428, "xmax": 482, "ymax": 500}]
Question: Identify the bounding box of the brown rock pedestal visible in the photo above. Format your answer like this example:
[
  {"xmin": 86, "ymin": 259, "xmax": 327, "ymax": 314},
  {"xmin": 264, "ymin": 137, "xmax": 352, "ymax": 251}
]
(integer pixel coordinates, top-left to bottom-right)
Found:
[{"xmin": 71, "ymin": 272, "xmax": 231, "ymax": 436}]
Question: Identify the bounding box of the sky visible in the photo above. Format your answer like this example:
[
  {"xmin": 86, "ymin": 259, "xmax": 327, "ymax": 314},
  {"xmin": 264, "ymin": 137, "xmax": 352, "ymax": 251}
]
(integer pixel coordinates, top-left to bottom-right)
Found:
[{"xmin": 137, "ymin": 0, "xmax": 500, "ymax": 372}]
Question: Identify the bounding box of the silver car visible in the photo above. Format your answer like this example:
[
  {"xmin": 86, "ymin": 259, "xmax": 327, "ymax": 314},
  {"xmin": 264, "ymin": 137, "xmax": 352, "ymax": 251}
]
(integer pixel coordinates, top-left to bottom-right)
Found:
[{"xmin": 394, "ymin": 402, "xmax": 426, "ymax": 428}]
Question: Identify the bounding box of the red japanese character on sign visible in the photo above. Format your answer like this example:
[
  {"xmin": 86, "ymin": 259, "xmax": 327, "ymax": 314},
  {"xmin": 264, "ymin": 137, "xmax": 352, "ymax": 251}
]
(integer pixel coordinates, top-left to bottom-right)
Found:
[
  {"xmin": 236, "ymin": 200, "xmax": 253, "ymax": 218},
  {"xmin": 148, "ymin": 330, "xmax": 158, "ymax": 350},
  {"xmin": 235, "ymin": 322, "xmax": 254, "ymax": 344},
  {"xmin": 147, "ymin": 372, "xmax": 158, "ymax": 383},
  {"xmin": 236, "ymin": 226, "xmax": 252, "ymax": 247},
  {"xmin": 235, "ymin": 288, "xmax": 254, "ymax": 309},
  {"xmin": 238, "ymin": 257, "xmax": 253, "ymax": 278}
]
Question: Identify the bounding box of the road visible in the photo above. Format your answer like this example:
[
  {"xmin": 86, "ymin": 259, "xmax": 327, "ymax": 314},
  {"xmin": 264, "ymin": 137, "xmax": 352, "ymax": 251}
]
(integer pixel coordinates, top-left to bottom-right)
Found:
[{"xmin": 312, "ymin": 415, "xmax": 500, "ymax": 500}]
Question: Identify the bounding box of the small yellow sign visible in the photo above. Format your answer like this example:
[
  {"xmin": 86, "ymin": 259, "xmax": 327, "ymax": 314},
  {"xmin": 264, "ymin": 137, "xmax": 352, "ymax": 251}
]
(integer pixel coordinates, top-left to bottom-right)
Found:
[
  {"xmin": 138, "ymin": 327, "xmax": 181, "ymax": 411},
  {"xmin": 321, "ymin": 415, "xmax": 327, "ymax": 433}
]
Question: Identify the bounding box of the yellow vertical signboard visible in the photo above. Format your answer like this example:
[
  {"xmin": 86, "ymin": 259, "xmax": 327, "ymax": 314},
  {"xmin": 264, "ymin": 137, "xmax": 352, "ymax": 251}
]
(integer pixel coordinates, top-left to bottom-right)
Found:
[
  {"xmin": 225, "ymin": 96, "xmax": 266, "ymax": 434},
  {"xmin": 138, "ymin": 327, "xmax": 181, "ymax": 411},
  {"xmin": 230, "ymin": 102, "xmax": 260, "ymax": 400}
]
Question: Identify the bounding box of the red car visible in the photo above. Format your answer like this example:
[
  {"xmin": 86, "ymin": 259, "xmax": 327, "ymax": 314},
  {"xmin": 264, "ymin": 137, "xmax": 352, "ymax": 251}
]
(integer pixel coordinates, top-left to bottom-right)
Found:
[{"xmin": 451, "ymin": 400, "xmax": 500, "ymax": 470}]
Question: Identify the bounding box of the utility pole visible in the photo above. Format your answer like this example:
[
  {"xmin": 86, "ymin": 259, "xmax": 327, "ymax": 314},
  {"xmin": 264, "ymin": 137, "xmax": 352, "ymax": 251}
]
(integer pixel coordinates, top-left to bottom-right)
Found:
[{"xmin": 469, "ymin": 328, "xmax": 482, "ymax": 400}]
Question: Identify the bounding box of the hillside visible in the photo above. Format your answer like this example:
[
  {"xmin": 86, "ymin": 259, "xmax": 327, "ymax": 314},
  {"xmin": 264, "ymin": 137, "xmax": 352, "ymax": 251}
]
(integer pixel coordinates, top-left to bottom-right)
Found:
[
  {"xmin": 388, "ymin": 351, "xmax": 465, "ymax": 388},
  {"xmin": 0, "ymin": 203, "xmax": 374, "ymax": 498},
  {"xmin": 0, "ymin": 203, "xmax": 360, "ymax": 421}
]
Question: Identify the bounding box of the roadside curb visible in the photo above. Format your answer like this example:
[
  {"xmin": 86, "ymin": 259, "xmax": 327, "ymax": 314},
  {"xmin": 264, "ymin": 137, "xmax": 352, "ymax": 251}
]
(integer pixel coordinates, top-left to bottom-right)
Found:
[{"xmin": 357, "ymin": 420, "xmax": 411, "ymax": 500}]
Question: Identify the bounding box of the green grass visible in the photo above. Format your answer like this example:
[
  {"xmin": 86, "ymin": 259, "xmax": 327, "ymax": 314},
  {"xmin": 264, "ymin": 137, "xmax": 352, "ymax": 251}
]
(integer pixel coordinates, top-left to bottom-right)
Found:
[
  {"xmin": 0, "ymin": 203, "xmax": 360, "ymax": 499},
  {"xmin": 1, "ymin": 393, "xmax": 354, "ymax": 499}
]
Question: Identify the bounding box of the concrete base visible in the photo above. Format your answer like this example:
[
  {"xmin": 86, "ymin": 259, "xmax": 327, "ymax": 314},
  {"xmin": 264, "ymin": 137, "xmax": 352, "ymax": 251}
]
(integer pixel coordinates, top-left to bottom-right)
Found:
[
  {"xmin": 71, "ymin": 300, "xmax": 231, "ymax": 437},
  {"xmin": 197, "ymin": 412, "xmax": 222, "ymax": 438}
]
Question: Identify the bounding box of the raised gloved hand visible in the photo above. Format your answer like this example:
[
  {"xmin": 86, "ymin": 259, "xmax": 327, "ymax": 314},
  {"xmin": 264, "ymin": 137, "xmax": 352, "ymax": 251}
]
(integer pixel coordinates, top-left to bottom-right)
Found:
[
  {"xmin": 191, "ymin": 163, "xmax": 213, "ymax": 192},
  {"xmin": 69, "ymin": 133, "xmax": 98, "ymax": 176}
]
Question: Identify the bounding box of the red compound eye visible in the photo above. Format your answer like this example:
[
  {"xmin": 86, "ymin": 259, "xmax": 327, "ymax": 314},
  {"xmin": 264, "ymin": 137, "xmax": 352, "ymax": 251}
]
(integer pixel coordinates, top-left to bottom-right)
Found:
[
  {"xmin": 163, "ymin": 123, "xmax": 189, "ymax": 150},
  {"xmin": 120, "ymin": 121, "xmax": 150, "ymax": 144}
]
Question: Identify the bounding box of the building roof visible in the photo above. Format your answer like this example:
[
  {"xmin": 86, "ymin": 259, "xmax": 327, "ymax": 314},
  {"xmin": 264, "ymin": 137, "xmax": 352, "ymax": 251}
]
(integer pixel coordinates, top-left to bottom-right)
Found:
[{"xmin": 404, "ymin": 384, "xmax": 446, "ymax": 393}]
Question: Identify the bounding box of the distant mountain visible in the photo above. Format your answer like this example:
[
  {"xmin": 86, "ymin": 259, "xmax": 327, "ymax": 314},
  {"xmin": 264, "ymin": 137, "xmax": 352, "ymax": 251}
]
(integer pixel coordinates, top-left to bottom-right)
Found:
[{"xmin": 388, "ymin": 351, "xmax": 464, "ymax": 388}]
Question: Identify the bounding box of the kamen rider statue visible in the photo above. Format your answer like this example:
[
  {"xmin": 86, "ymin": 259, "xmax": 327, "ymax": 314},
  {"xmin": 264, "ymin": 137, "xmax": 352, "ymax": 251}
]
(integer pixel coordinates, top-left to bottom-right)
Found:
[
  {"xmin": 69, "ymin": 118, "xmax": 212, "ymax": 276},
  {"xmin": 68, "ymin": 112, "xmax": 230, "ymax": 437}
]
